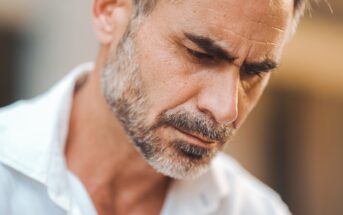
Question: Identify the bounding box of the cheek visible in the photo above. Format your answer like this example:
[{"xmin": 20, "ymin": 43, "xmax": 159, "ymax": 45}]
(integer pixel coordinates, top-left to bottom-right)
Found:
[{"xmin": 135, "ymin": 35, "xmax": 199, "ymax": 123}]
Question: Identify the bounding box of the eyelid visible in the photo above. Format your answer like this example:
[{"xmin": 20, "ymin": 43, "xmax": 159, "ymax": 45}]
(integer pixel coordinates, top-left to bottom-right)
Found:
[
  {"xmin": 186, "ymin": 47, "xmax": 213, "ymax": 58},
  {"xmin": 241, "ymin": 63, "xmax": 276, "ymax": 75}
]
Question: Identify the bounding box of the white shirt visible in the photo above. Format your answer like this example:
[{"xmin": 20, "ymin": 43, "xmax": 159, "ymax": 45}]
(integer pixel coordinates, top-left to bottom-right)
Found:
[{"xmin": 0, "ymin": 63, "xmax": 291, "ymax": 215}]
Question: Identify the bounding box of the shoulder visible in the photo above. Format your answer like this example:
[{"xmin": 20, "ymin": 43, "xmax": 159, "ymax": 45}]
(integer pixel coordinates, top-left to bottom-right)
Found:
[
  {"xmin": 0, "ymin": 100, "xmax": 30, "ymax": 125},
  {"xmin": 0, "ymin": 163, "xmax": 15, "ymax": 212},
  {"xmin": 0, "ymin": 162, "xmax": 65, "ymax": 215},
  {"xmin": 0, "ymin": 163, "xmax": 15, "ymax": 188},
  {"xmin": 0, "ymin": 98, "xmax": 43, "ymax": 151},
  {"xmin": 0, "ymin": 95, "xmax": 57, "ymax": 183},
  {"xmin": 212, "ymin": 153, "xmax": 291, "ymax": 214},
  {"xmin": 0, "ymin": 100, "xmax": 30, "ymax": 150},
  {"xmin": 0, "ymin": 97, "xmax": 46, "ymax": 133}
]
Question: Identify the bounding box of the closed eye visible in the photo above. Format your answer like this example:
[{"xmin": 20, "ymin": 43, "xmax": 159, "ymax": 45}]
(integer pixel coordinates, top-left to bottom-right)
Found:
[
  {"xmin": 242, "ymin": 69, "xmax": 268, "ymax": 78},
  {"xmin": 241, "ymin": 60, "xmax": 278, "ymax": 77},
  {"xmin": 186, "ymin": 48, "xmax": 215, "ymax": 62}
]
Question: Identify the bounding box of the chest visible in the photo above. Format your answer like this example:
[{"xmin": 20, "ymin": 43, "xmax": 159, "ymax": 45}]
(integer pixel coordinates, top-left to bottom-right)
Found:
[{"xmin": 93, "ymin": 194, "xmax": 165, "ymax": 215}]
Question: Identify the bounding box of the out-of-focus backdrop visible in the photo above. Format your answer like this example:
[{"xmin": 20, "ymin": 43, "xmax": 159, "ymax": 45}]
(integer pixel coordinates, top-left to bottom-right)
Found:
[{"xmin": 0, "ymin": 1, "xmax": 342, "ymax": 214}]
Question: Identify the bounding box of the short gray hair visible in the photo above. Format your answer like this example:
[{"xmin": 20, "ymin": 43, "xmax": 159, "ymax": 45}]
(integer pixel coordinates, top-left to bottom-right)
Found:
[
  {"xmin": 131, "ymin": 0, "xmax": 314, "ymax": 37},
  {"xmin": 133, "ymin": 0, "xmax": 312, "ymax": 19},
  {"xmin": 294, "ymin": 0, "xmax": 311, "ymax": 24}
]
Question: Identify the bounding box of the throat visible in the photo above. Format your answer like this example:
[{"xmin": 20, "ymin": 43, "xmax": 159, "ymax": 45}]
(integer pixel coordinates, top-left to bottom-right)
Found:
[{"xmin": 91, "ymin": 176, "xmax": 171, "ymax": 215}]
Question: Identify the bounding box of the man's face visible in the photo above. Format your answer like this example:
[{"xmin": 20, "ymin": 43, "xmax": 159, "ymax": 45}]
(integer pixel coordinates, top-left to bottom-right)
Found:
[{"xmin": 102, "ymin": 0, "xmax": 292, "ymax": 179}]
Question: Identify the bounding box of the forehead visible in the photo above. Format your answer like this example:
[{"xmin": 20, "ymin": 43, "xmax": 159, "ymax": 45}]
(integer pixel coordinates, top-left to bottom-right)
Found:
[{"xmin": 149, "ymin": 0, "xmax": 293, "ymax": 61}]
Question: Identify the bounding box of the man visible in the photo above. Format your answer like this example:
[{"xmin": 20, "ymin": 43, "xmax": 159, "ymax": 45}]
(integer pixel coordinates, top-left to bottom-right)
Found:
[{"xmin": 0, "ymin": 0, "xmax": 311, "ymax": 214}]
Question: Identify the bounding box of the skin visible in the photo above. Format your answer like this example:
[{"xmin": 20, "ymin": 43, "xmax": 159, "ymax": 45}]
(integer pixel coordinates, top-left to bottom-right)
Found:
[{"xmin": 65, "ymin": 0, "xmax": 293, "ymax": 215}]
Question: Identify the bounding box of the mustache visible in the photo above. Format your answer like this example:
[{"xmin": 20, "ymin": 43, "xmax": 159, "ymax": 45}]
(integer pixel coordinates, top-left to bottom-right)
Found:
[{"xmin": 153, "ymin": 110, "xmax": 234, "ymax": 144}]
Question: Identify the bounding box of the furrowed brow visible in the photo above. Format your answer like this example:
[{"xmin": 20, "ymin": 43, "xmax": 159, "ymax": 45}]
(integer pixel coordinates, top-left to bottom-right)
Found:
[
  {"xmin": 184, "ymin": 32, "xmax": 237, "ymax": 63},
  {"xmin": 241, "ymin": 59, "xmax": 278, "ymax": 73},
  {"xmin": 183, "ymin": 32, "xmax": 278, "ymax": 72}
]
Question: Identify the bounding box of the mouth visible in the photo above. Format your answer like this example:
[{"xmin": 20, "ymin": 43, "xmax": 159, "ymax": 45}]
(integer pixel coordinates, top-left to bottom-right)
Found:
[{"xmin": 172, "ymin": 126, "xmax": 216, "ymax": 147}]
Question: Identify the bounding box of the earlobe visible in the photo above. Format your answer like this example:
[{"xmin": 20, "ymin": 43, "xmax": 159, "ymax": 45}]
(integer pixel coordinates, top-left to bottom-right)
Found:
[{"xmin": 92, "ymin": 0, "xmax": 133, "ymax": 45}]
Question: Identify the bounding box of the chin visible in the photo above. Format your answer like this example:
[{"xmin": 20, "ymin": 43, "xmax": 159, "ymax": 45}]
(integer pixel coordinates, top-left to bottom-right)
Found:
[{"xmin": 141, "ymin": 138, "xmax": 219, "ymax": 180}]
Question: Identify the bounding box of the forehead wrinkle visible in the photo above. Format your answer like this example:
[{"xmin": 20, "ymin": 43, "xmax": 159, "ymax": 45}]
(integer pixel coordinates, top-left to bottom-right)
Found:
[
  {"xmin": 246, "ymin": 0, "xmax": 292, "ymax": 28},
  {"xmin": 203, "ymin": 9, "xmax": 287, "ymax": 44},
  {"xmin": 206, "ymin": 10, "xmax": 285, "ymax": 32},
  {"xmin": 207, "ymin": 21, "xmax": 279, "ymax": 46},
  {"xmin": 242, "ymin": 12, "xmax": 287, "ymax": 33},
  {"xmin": 204, "ymin": 0, "xmax": 290, "ymax": 30},
  {"xmin": 241, "ymin": 12, "xmax": 288, "ymax": 33}
]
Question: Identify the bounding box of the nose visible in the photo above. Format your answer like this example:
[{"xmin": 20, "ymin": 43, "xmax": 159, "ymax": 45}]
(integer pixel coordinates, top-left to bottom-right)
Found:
[{"xmin": 196, "ymin": 69, "xmax": 239, "ymax": 125}]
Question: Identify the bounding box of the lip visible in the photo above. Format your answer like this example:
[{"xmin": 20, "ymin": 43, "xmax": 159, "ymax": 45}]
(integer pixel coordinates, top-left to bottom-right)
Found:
[{"xmin": 173, "ymin": 127, "xmax": 215, "ymax": 145}]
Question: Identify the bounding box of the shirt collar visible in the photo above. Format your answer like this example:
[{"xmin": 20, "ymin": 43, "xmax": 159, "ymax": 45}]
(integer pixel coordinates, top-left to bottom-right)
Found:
[{"xmin": 46, "ymin": 62, "xmax": 94, "ymax": 209}]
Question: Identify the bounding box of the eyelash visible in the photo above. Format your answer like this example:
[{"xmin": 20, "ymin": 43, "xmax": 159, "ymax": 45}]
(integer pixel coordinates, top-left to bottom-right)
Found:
[
  {"xmin": 242, "ymin": 69, "xmax": 264, "ymax": 78},
  {"xmin": 186, "ymin": 48, "xmax": 215, "ymax": 62},
  {"xmin": 241, "ymin": 65, "xmax": 271, "ymax": 78}
]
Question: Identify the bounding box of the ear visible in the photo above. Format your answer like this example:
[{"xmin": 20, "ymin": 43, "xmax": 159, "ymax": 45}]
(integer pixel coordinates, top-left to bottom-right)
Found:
[{"xmin": 92, "ymin": 0, "xmax": 133, "ymax": 45}]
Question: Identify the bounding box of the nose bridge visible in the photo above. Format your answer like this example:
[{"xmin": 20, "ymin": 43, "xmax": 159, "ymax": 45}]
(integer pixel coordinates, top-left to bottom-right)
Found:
[{"xmin": 197, "ymin": 68, "xmax": 239, "ymax": 124}]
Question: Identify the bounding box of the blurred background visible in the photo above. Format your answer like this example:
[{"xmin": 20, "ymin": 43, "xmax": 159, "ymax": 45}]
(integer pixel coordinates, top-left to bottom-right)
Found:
[{"xmin": 0, "ymin": 0, "xmax": 342, "ymax": 214}]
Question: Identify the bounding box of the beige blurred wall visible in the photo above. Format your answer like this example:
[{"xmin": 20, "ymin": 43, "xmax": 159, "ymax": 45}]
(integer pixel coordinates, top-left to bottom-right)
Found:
[
  {"xmin": 0, "ymin": 0, "xmax": 98, "ymax": 98},
  {"xmin": 275, "ymin": 18, "xmax": 343, "ymax": 99}
]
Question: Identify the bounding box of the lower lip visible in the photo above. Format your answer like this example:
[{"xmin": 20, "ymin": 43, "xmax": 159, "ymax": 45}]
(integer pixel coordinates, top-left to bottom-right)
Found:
[{"xmin": 174, "ymin": 128, "xmax": 216, "ymax": 149}]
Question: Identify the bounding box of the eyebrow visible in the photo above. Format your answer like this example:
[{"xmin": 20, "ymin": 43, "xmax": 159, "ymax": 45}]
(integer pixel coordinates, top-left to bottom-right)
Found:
[
  {"xmin": 184, "ymin": 32, "xmax": 279, "ymax": 73},
  {"xmin": 184, "ymin": 32, "xmax": 236, "ymax": 62}
]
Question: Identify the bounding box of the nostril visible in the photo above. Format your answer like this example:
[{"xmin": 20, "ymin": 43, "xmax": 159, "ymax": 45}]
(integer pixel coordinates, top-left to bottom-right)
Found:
[
  {"xmin": 197, "ymin": 107, "xmax": 218, "ymax": 124},
  {"xmin": 197, "ymin": 102, "xmax": 238, "ymax": 126},
  {"xmin": 217, "ymin": 109, "xmax": 238, "ymax": 125}
]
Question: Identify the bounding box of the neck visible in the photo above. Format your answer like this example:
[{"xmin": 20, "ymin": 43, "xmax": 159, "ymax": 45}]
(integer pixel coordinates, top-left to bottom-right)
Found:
[{"xmin": 65, "ymin": 51, "xmax": 170, "ymax": 213}]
